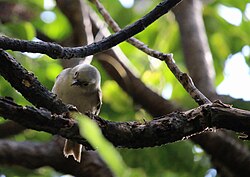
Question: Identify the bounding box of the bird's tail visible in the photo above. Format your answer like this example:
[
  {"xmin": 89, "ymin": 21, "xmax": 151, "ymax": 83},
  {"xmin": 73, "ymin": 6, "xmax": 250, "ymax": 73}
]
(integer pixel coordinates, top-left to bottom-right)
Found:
[{"xmin": 63, "ymin": 139, "xmax": 83, "ymax": 163}]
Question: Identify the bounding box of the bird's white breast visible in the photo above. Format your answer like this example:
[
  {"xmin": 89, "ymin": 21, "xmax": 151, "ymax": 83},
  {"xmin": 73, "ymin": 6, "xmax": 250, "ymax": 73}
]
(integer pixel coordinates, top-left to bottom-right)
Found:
[{"xmin": 52, "ymin": 68, "xmax": 100, "ymax": 114}]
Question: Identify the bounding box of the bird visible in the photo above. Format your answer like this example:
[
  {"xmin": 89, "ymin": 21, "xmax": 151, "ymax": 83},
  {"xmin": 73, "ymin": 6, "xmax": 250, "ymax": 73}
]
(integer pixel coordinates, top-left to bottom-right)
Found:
[{"xmin": 52, "ymin": 63, "xmax": 102, "ymax": 162}]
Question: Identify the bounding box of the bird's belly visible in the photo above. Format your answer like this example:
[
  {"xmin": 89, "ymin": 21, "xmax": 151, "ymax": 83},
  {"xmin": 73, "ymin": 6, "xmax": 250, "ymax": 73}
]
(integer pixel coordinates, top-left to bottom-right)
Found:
[{"xmin": 61, "ymin": 89, "xmax": 97, "ymax": 114}]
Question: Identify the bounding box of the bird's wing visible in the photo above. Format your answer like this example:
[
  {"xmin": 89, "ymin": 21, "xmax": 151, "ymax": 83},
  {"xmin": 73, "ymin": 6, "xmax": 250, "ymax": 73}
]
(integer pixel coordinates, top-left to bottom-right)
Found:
[
  {"xmin": 95, "ymin": 89, "xmax": 102, "ymax": 115},
  {"xmin": 52, "ymin": 68, "xmax": 71, "ymax": 94}
]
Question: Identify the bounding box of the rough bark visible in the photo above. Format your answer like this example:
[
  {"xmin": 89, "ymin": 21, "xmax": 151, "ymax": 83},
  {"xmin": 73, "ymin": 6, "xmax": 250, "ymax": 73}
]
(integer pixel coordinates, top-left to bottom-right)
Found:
[
  {"xmin": 1, "ymin": 97, "xmax": 249, "ymax": 149},
  {"xmin": 43, "ymin": 2, "xmax": 250, "ymax": 176},
  {"xmin": 0, "ymin": 138, "xmax": 114, "ymax": 177},
  {"xmin": 0, "ymin": 49, "xmax": 68, "ymax": 114},
  {"xmin": 193, "ymin": 131, "xmax": 250, "ymax": 177}
]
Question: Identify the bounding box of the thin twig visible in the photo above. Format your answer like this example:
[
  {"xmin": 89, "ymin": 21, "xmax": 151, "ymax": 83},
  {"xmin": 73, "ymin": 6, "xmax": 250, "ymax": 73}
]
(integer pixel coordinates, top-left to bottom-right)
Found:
[
  {"xmin": 91, "ymin": 0, "xmax": 211, "ymax": 105},
  {"xmin": 164, "ymin": 54, "xmax": 211, "ymax": 104}
]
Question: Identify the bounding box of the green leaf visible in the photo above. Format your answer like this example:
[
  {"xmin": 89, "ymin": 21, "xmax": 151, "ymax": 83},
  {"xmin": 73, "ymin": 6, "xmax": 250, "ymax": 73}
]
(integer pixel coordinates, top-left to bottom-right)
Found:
[
  {"xmin": 2, "ymin": 22, "xmax": 35, "ymax": 40},
  {"xmin": 76, "ymin": 113, "xmax": 146, "ymax": 177},
  {"xmin": 77, "ymin": 113, "xmax": 128, "ymax": 176},
  {"xmin": 102, "ymin": 81, "xmax": 133, "ymax": 114},
  {"xmin": 210, "ymin": 33, "xmax": 230, "ymax": 60}
]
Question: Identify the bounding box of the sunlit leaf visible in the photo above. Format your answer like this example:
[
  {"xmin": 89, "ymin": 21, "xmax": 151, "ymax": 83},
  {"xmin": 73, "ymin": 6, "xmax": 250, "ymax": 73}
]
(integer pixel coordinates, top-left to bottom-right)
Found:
[
  {"xmin": 2, "ymin": 22, "xmax": 35, "ymax": 39},
  {"xmin": 76, "ymin": 113, "xmax": 146, "ymax": 177},
  {"xmin": 102, "ymin": 81, "xmax": 133, "ymax": 114}
]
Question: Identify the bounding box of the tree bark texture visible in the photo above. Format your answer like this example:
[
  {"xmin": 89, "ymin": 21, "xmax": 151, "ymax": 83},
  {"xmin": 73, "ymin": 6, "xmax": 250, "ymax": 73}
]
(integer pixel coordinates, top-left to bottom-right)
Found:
[
  {"xmin": 1, "ymin": 97, "xmax": 249, "ymax": 149},
  {"xmin": 0, "ymin": 49, "xmax": 68, "ymax": 114},
  {"xmin": 0, "ymin": 138, "xmax": 114, "ymax": 177}
]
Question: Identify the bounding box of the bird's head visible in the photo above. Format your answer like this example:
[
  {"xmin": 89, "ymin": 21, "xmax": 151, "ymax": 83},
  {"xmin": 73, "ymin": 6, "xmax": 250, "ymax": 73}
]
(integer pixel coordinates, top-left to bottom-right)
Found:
[{"xmin": 71, "ymin": 64, "xmax": 101, "ymax": 91}]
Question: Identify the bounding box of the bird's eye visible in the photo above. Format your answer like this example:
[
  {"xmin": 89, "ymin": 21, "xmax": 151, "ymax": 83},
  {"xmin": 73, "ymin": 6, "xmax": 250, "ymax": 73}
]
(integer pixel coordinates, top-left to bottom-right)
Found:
[
  {"xmin": 74, "ymin": 72, "xmax": 78, "ymax": 78},
  {"xmin": 83, "ymin": 82, "xmax": 89, "ymax": 86}
]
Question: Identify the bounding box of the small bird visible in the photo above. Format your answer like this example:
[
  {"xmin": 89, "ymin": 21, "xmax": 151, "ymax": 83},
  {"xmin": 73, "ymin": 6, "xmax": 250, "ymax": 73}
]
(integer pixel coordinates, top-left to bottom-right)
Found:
[{"xmin": 52, "ymin": 63, "xmax": 102, "ymax": 162}]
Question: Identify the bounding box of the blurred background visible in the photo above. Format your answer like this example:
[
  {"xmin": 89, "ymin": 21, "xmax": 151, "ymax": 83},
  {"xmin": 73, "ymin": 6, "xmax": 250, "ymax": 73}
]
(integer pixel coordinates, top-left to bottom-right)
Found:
[{"xmin": 0, "ymin": 0, "xmax": 250, "ymax": 176}]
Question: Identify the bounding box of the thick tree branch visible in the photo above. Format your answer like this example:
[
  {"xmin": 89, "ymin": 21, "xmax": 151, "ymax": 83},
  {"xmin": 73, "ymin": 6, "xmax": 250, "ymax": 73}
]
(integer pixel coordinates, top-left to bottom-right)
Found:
[
  {"xmin": 66, "ymin": 0, "xmax": 250, "ymax": 176},
  {"xmin": 1, "ymin": 97, "xmax": 249, "ymax": 149},
  {"xmin": 192, "ymin": 131, "xmax": 250, "ymax": 176},
  {"xmin": 0, "ymin": 139, "xmax": 114, "ymax": 177},
  {"xmin": 172, "ymin": 0, "xmax": 216, "ymax": 99},
  {"xmin": 0, "ymin": 0, "xmax": 181, "ymax": 59},
  {"xmin": 0, "ymin": 49, "xmax": 68, "ymax": 114},
  {"xmin": 0, "ymin": 97, "xmax": 92, "ymax": 149},
  {"xmin": 172, "ymin": 1, "xmax": 250, "ymax": 175}
]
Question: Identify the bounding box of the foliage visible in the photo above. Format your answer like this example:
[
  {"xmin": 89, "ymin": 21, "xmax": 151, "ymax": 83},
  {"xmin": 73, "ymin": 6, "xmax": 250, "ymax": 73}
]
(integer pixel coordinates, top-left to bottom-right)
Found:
[
  {"xmin": 77, "ymin": 113, "xmax": 146, "ymax": 177},
  {"xmin": 0, "ymin": 0, "xmax": 249, "ymax": 176}
]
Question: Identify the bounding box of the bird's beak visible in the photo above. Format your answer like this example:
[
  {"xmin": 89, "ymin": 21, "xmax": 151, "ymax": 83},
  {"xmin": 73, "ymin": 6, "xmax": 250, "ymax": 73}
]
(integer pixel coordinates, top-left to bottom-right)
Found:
[
  {"xmin": 71, "ymin": 80, "xmax": 89, "ymax": 86},
  {"xmin": 71, "ymin": 80, "xmax": 80, "ymax": 86}
]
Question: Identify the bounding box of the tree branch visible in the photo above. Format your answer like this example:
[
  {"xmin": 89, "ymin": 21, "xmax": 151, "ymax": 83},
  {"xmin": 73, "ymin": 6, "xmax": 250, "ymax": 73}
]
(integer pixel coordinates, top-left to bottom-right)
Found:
[
  {"xmin": 56, "ymin": 0, "xmax": 95, "ymax": 68},
  {"xmin": 0, "ymin": 97, "xmax": 93, "ymax": 149},
  {"xmin": 0, "ymin": 1, "xmax": 249, "ymax": 176},
  {"xmin": 36, "ymin": 0, "xmax": 181, "ymax": 117},
  {"xmin": 56, "ymin": 0, "xmax": 90, "ymax": 46},
  {"xmin": 88, "ymin": 14, "xmax": 181, "ymax": 116},
  {"xmin": 172, "ymin": 0, "xmax": 216, "ymax": 99},
  {"xmin": 1, "ymin": 97, "xmax": 249, "ymax": 149},
  {"xmin": 172, "ymin": 1, "xmax": 250, "ymax": 175},
  {"xmin": 0, "ymin": 0, "xmax": 181, "ymax": 59},
  {"xmin": 172, "ymin": 1, "xmax": 250, "ymax": 109},
  {"xmin": 0, "ymin": 49, "xmax": 68, "ymax": 114},
  {"xmin": 192, "ymin": 131, "xmax": 250, "ymax": 176},
  {"xmin": 89, "ymin": 0, "xmax": 210, "ymax": 105},
  {"xmin": 58, "ymin": 2, "xmax": 250, "ymax": 176},
  {"xmin": 0, "ymin": 138, "xmax": 114, "ymax": 177},
  {"xmin": 90, "ymin": 0, "xmax": 170, "ymax": 59}
]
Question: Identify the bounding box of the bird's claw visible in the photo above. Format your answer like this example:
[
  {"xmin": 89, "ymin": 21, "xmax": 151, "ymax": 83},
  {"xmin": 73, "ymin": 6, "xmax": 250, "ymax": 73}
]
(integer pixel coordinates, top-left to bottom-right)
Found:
[{"xmin": 67, "ymin": 104, "xmax": 78, "ymax": 112}]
